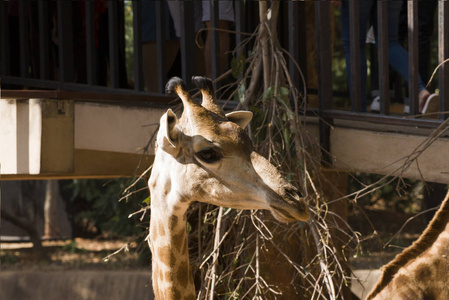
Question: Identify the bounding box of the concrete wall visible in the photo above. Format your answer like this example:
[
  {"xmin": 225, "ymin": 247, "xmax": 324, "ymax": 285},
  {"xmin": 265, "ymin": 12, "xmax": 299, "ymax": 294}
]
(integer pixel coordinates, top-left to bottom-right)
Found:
[
  {"xmin": 1, "ymin": 97, "xmax": 448, "ymax": 184},
  {"xmin": 331, "ymin": 126, "xmax": 449, "ymax": 184},
  {"xmin": 0, "ymin": 99, "xmax": 167, "ymax": 179},
  {"xmin": 0, "ymin": 271, "xmax": 154, "ymax": 300},
  {"xmin": 0, "ymin": 99, "xmax": 73, "ymax": 175}
]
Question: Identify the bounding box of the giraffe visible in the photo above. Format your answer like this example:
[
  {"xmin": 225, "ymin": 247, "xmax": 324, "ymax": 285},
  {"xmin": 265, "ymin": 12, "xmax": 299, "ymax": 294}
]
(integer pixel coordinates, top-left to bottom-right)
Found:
[
  {"xmin": 367, "ymin": 189, "xmax": 449, "ymax": 299},
  {"xmin": 147, "ymin": 76, "xmax": 310, "ymax": 299}
]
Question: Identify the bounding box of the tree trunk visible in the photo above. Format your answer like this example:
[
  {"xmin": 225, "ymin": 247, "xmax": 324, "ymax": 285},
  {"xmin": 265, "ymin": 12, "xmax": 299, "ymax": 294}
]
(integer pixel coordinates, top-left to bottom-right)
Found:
[
  {"xmin": 44, "ymin": 180, "xmax": 61, "ymax": 238},
  {"xmin": 1, "ymin": 208, "xmax": 50, "ymax": 262}
]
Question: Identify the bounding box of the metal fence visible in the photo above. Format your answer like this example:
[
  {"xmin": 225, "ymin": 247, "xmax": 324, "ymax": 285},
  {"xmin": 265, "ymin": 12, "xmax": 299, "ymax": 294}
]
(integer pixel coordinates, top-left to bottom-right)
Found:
[
  {"xmin": 1, "ymin": 1, "xmax": 448, "ymax": 127},
  {"xmin": 0, "ymin": 1, "xmax": 252, "ymax": 95},
  {"xmin": 314, "ymin": 0, "xmax": 449, "ymax": 128}
]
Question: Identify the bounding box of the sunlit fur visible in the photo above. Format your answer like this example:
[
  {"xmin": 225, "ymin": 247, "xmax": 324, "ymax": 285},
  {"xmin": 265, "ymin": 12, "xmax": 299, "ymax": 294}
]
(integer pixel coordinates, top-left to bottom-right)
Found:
[{"xmin": 148, "ymin": 76, "xmax": 309, "ymax": 299}]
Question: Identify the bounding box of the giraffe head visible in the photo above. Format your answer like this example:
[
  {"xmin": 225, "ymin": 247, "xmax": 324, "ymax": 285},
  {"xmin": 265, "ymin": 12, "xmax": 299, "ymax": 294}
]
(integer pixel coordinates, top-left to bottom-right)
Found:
[{"xmin": 149, "ymin": 76, "xmax": 309, "ymax": 223}]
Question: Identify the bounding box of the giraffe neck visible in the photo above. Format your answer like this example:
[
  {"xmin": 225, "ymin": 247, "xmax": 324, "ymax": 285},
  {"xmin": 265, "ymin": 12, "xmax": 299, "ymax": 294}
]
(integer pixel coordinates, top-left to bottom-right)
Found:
[
  {"xmin": 149, "ymin": 196, "xmax": 196, "ymax": 300},
  {"xmin": 368, "ymin": 191, "xmax": 449, "ymax": 299}
]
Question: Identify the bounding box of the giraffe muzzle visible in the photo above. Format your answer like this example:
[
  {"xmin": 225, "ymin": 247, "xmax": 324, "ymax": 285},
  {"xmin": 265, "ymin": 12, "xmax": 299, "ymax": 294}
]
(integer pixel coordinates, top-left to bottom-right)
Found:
[{"xmin": 270, "ymin": 188, "xmax": 310, "ymax": 223}]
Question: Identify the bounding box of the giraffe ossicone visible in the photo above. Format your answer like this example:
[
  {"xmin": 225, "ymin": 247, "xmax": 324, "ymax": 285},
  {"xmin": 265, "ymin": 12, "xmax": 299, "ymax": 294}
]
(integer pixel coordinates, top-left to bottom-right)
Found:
[{"xmin": 148, "ymin": 76, "xmax": 310, "ymax": 299}]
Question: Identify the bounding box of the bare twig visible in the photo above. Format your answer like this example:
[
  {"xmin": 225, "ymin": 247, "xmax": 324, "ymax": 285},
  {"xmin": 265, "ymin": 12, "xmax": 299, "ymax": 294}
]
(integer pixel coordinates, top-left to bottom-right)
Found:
[
  {"xmin": 427, "ymin": 57, "xmax": 449, "ymax": 87},
  {"xmin": 208, "ymin": 207, "xmax": 223, "ymax": 300}
]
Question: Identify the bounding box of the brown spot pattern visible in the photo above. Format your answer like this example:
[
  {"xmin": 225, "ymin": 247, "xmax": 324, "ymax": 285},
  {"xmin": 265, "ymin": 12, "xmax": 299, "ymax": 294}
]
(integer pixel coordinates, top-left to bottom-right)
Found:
[
  {"xmin": 172, "ymin": 229, "xmax": 187, "ymax": 254},
  {"xmin": 185, "ymin": 293, "xmax": 196, "ymax": 300},
  {"xmin": 177, "ymin": 260, "xmax": 191, "ymax": 288},
  {"xmin": 157, "ymin": 246, "xmax": 176, "ymax": 267},
  {"xmin": 158, "ymin": 222, "xmax": 166, "ymax": 237},
  {"xmin": 415, "ymin": 262, "xmax": 432, "ymax": 282},
  {"xmin": 169, "ymin": 215, "xmax": 178, "ymax": 228}
]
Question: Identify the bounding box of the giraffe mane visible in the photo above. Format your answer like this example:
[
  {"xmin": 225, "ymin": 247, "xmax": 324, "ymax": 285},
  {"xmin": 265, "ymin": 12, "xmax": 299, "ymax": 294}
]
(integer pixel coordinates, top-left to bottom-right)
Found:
[{"xmin": 367, "ymin": 190, "xmax": 449, "ymax": 299}]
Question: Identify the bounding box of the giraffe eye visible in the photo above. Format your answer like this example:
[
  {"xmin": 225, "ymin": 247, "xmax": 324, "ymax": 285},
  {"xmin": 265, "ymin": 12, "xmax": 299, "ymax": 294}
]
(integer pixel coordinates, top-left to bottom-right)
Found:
[{"xmin": 196, "ymin": 148, "xmax": 221, "ymax": 164}]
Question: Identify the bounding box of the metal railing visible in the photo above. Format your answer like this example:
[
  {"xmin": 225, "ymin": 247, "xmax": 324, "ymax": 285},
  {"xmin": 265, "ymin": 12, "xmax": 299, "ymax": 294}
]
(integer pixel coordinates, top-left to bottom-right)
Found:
[
  {"xmin": 0, "ymin": 1, "xmax": 252, "ymax": 95},
  {"xmin": 312, "ymin": 0, "xmax": 449, "ymax": 127},
  {"xmin": 0, "ymin": 1, "xmax": 448, "ymax": 127}
]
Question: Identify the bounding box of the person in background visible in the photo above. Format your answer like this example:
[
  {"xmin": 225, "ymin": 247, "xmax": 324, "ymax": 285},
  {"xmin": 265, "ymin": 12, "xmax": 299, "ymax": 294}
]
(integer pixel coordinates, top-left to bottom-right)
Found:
[
  {"xmin": 167, "ymin": 0, "xmax": 234, "ymax": 79},
  {"xmin": 397, "ymin": 0, "xmax": 439, "ymax": 115},
  {"xmin": 336, "ymin": 0, "xmax": 438, "ymax": 114},
  {"xmin": 399, "ymin": 0, "xmax": 437, "ymax": 86},
  {"xmin": 142, "ymin": 1, "xmax": 179, "ymax": 92},
  {"xmin": 202, "ymin": 1, "xmax": 234, "ymax": 78}
]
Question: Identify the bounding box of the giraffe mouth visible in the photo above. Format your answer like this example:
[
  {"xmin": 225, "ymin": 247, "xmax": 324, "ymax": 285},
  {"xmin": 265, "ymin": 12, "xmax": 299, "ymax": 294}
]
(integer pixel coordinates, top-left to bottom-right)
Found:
[
  {"xmin": 270, "ymin": 204, "xmax": 309, "ymax": 223},
  {"xmin": 271, "ymin": 207, "xmax": 297, "ymax": 223},
  {"xmin": 269, "ymin": 188, "xmax": 310, "ymax": 223}
]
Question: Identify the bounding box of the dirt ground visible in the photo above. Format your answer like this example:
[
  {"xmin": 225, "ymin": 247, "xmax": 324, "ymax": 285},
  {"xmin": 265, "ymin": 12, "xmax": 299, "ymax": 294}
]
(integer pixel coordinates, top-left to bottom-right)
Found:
[
  {"xmin": 0, "ymin": 206, "xmax": 430, "ymax": 273},
  {"xmin": 348, "ymin": 207, "xmax": 428, "ymax": 270},
  {"xmin": 0, "ymin": 238, "xmax": 149, "ymax": 271}
]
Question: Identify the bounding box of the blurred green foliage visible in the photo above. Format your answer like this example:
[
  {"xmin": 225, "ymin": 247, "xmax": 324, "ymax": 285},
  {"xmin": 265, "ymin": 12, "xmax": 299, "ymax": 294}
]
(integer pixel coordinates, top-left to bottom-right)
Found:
[
  {"xmin": 64, "ymin": 178, "xmax": 148, "ymax": 238},
  {"xmin": 124, "ymin": 1, "xmax": 134, "ymax": 83},
  {"xmin": 348, "ymin": 173, "xmax": 425, "ymax": 214}
]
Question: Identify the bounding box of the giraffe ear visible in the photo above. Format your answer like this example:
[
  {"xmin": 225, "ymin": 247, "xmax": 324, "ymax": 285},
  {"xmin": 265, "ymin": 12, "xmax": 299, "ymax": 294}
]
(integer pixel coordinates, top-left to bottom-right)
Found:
[
  {"xmin": 158, "ymin": 109, "xmax": 178, "ymax": 151},
  {"xmin": 225, "ymin": 111, "xmax": 253, "ymax": 129}
]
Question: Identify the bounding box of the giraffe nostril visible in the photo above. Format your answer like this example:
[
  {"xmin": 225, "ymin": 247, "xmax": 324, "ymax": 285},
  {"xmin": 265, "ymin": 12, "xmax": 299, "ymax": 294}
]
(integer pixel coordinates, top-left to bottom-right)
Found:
[
  {"xmin": 284, "ymin": 187, "xmax": 302, "ymax": 200},
  {"xmin": 274, "ymin": 186, "xmax": 309, "ymax": 222}
]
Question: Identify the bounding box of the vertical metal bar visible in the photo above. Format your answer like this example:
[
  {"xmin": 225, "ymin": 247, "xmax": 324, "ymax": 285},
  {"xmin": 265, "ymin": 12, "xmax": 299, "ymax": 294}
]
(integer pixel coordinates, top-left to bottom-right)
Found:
[
  {"xmin": 108, "ymin": 1, "xmax": 119, "ymax": 88},
  {"xmin": 315, "ymin": 2, "xmax": 333, "ymax": 108},
  {"xmin": 58, "ymin": 1, "xmax": 74, "ymax": 84},
  {"xmin": 155, "ymin": 1, "xmax": 167, "ymax": 93},
  {"xmin": 349, "ymin": 0, "xmax": 361, "ymax": 112},
  {"xmin": 85, "ymin": 1, "xmax": 97, "ymax": 85},
  {"xmin": 210, "ymin": 0, "xmax": 220, "ymax": 82},
  {"xmin": 315, "ymin": 1, "xmax": 333, "ymax": 165},
  {"xmin": 235, "ymin": 0, "xmax": 245, "ymax": 51},
  {"xmin": 180, "ymin": 1, "xmax": 195, "ymax": 85},
  {"xmin": 19, "ymin": 1, "xmax": 28, "ymax": 77},
  {"xmin": 132, "ymin": 1, "xmax": 143, "ymax": 91},
  {"xmin": 288, "ymin": 1, "xmax": 300, "ymax": 91},
  {"xmin": 377, "ymin": 0, "xmax": 389, "ymax": 115},
  {"xmin": 408, "ymin": 1, "xmax": 419, "ymax": 115},
  {"xmin": 439, "ymin": 1, "xmax": 449, "ymax": 118},
  {"xmin": 234, "ymin": 0, "xmax": 246, "ymax": 88},
  {"xmin": 288, "ymin": 1, "xmax": 307, "ymax": 95},
  {"xmin": 38, "ymin": 1, "xmax": 49, "ymax": 80},
  {"xmin": 0, "ymin": 0, "xmax": 7, "ymax": 75}
]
